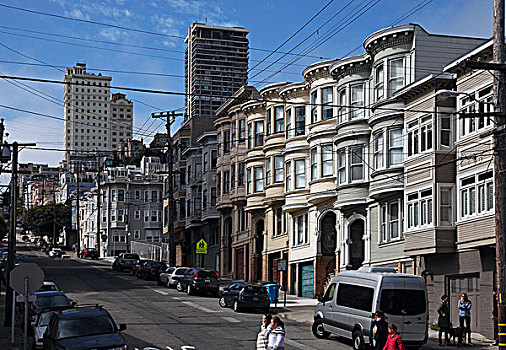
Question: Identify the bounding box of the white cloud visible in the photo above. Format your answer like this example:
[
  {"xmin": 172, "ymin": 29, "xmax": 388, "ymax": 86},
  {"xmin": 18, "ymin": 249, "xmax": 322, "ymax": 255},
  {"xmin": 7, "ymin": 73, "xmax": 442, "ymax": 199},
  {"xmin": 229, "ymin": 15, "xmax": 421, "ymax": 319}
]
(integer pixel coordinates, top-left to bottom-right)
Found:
[{"xmin": 64, "ymin": 9, "xmax": 90, "ymax": 20}]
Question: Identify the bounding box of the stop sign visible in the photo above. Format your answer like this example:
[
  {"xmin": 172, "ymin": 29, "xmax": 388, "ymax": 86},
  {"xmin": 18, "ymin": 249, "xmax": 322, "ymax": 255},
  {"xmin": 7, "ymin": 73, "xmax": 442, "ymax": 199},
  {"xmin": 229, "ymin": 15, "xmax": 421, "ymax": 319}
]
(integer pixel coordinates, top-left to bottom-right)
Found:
[{"xmin": 10, "ymin": 263, "xmax": 44, "ymax": 295}]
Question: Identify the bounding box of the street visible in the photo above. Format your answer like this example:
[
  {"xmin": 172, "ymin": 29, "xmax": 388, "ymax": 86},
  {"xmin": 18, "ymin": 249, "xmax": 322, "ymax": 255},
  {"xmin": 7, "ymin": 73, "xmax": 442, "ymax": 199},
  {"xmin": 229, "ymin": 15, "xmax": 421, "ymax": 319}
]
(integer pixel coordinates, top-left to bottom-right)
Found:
[{"xmin": 26, "ymin": 247, "xmax": 341, "ymax": 350}]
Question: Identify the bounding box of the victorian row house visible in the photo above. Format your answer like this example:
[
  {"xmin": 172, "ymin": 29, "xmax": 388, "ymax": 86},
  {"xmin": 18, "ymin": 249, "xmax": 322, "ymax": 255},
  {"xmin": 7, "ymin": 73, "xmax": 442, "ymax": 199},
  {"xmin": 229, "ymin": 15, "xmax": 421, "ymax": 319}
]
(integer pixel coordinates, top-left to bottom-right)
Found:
[{"xmin": 212, "ymin": 23, "xmax": 495, "ymax": 335}]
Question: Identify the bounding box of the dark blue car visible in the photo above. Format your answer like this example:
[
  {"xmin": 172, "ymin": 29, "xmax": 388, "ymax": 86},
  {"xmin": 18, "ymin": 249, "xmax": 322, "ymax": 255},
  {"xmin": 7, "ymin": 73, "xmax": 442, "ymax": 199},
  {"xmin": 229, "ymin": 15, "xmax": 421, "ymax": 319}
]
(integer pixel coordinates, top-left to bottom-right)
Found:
[{"xmin": 42, "ymin": 306, "xmax": 127, "ymax": 350}]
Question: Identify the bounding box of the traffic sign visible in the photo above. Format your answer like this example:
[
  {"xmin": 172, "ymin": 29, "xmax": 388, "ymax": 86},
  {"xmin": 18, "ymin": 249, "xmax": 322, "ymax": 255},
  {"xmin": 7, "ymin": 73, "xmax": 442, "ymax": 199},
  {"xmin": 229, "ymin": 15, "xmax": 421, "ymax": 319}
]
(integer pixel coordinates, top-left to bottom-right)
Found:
[
  {"xmin": 277, "ymin": 259, "xmax": 287, "ymax": 271},
  {"xmin": 196, "ymin": 239, "xmax": 207, "ymax": 254},
  {"xmin": 10, "ymin": 263, "xmax": 44, "ymax": 295}
]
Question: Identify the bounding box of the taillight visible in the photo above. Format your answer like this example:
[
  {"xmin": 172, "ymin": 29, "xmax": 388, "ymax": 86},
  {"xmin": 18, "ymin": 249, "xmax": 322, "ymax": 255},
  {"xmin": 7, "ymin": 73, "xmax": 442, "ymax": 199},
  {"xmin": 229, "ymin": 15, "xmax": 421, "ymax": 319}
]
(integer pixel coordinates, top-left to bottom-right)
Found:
[
  {"xmin": 120, "ymin": 259, "xmax": 125, "ymax": 263},
  {"xmin": 150, "ymin": 268, "xmax": 156, "ymax": 271},
  {"xmin": 193, "ymin": 271, "xmax": 199, "ymax": 280},
  {"xmin": 215, "ymin": 271, "xmax": 219, "ymax": 280}
]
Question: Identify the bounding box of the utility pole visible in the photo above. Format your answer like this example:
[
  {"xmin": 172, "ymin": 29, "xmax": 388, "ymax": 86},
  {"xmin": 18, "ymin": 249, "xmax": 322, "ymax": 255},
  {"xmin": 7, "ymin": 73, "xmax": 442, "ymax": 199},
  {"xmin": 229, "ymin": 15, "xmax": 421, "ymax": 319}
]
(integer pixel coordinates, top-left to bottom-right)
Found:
[
  {"xmin": 75, "ymin": 162, "xmax": 81, "ymax": 258},
  {"xmin": 3, "ymin": 141, "xmax": 36, "ymax": 326},
  {"xmin": 96, "ymin": 154, "xmax": 101, "ymax": 256},
  {"xmin": 52, "ymin": 182, "xmax": 56, "ymax": 245},
  {"xmin": 493, "ymin": 0, "xmax": 506, "ymax": 348},
  {"xmin": 152, "ymin": 111, "xmax": 183, "ymax": 266}
]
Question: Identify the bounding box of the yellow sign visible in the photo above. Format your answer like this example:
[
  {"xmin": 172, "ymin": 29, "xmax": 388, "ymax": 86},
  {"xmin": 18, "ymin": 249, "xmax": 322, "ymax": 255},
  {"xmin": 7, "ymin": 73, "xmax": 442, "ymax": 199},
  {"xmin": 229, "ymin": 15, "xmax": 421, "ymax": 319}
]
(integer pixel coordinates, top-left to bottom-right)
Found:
[{"xmin": 196, "ymin": 239, "xmax": 207, "ymax": 254}]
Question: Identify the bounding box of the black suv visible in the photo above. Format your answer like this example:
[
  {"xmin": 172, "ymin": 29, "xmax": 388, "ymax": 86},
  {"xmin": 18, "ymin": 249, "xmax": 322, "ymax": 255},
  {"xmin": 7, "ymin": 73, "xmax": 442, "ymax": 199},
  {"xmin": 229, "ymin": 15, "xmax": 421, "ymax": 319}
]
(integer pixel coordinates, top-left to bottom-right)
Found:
[
  {"xmin": 137, "ymin": 260, "xmax": 167, "ymax": 281},
  {"xmin": 42, "ymin": 306, "xmax": 127, "ymax": 350},
  {"xmin": 178, "ymin": 268, "xmax": 220, "ymax": 296}
]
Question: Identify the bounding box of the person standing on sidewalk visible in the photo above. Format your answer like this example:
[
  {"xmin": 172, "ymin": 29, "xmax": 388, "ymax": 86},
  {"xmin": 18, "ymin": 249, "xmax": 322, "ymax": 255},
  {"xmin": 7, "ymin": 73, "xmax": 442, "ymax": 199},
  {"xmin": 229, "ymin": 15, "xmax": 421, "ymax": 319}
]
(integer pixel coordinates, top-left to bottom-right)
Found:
[
  {"xmin": 256, "ymin": 314, "xmax": 273, "ymax": 350},
  {"xmin": 371, "ymin": 311, "xmax": 389, "ymax": 350},
  {"xmin": 437, "ymin": 294, "xmax": 450, "ymax": 346},
  {"xmin": 493, "ymin": 289, "xmax": 499, "ymax": 346},
  {"xmin": 383, "ymin": 324, "xmax": 405, "ymax": 350},
  {"xmin": 458, "ymin": 293, "xmax": 472, "ymax": 344},
  {"xmin": 268, "ymin": 316, "xmax": 285, "ymax": 350}
]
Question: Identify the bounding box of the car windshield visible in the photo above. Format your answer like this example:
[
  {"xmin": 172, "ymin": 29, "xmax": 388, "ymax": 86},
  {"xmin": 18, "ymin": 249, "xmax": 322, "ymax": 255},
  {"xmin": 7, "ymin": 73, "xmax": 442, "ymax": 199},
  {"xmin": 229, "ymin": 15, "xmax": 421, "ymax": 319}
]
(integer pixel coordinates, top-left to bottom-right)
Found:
[
  {"xmin": 197, "ymin": 271, "xmax": 216, "ymax": 278},
  {"xmin": 123, "ymin": 254, "xmax": 138, "ymax": 260},
  {"xmin": 38, "ymin": 311, "xmax": 55, "ymax": 327},
  {"xmin": 34, "ymin": 295, "xmax": 70, "ymax": 310},
  {"xmin": 38, "ymin": 285, "xmax": 58, "ymax": 292},
  {"xmin": 56, "ymin": 315, "xmax": 116, "ymax": 339}
]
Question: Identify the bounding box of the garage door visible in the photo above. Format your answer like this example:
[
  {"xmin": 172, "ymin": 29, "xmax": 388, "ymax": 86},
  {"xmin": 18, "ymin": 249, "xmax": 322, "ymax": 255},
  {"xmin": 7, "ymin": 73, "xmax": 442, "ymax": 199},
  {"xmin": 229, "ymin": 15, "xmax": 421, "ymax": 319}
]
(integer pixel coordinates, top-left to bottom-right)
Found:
[
  {"xmin": 236, "ymin": 247, "xmax": 244, "ymax": 280},
  {"xmin": 301, "ymin": 263, "xmax": 314, "ymax": 298}
]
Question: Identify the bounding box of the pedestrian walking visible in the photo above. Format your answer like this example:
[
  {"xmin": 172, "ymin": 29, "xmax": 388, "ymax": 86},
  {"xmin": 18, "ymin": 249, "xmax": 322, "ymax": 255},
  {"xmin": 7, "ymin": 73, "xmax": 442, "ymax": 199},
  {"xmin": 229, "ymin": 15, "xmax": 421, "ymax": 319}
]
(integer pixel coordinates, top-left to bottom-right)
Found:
[
  {"xmin": 493, "ymin": 289, "xmax": 499, "ymax": 346},
  {"xmin": 458, "ymin": 293, "xmax": 472, "ymax": 344},
  {"xmin": 371, "ymin": 310, "xmax": 389, "ymax": 350},
  {"xmin": 437, "ymin": 294, "xmax": 450, "ymax": 346},
  {"xmin": 383, "ymin": 324, "xmax": 405, "ymax": 350},
  {"xmin": 256, "ymin": 314, "xmax": 272, "ymax": 350},
  {"xmin": 267, "ymin": 316, "xmax": 285, "ymax": 350}
]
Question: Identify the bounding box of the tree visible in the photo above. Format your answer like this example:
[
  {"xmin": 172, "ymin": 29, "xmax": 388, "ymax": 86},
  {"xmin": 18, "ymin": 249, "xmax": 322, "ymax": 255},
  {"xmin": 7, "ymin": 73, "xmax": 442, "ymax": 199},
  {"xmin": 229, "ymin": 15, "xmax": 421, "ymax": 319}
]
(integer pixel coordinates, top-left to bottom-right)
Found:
[
  {"xmin": 0, "ymin": 214, "xmax": 7, "ymax": 240},
  {"xmin": 22, "ymin": 203, "xmax": 71, "ymax": 242}
]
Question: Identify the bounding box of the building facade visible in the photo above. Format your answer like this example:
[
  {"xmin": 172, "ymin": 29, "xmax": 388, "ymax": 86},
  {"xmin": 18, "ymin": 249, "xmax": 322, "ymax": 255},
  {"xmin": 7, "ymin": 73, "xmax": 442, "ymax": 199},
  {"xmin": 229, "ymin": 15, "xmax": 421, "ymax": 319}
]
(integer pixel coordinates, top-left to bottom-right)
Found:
[{"xmin": 110, "ymin": 93, "xmax": 133, "ymax": 150}]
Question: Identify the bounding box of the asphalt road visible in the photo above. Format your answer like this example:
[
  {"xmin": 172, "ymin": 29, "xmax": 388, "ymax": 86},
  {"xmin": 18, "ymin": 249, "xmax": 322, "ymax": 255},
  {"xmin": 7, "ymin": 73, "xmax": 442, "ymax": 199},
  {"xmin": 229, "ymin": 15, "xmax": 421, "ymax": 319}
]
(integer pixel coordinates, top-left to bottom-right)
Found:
[{"xmin": 26, "ymin": 247, "xmax": 345, "ymax": 350}]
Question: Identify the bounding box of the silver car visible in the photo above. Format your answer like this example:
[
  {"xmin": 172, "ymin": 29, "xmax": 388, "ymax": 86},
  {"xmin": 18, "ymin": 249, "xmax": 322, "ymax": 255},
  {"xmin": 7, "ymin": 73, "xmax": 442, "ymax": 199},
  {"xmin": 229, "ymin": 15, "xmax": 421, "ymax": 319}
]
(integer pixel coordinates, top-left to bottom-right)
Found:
[
  {"xmin": 158, "ymin": 266, "xmax": 176, "ymax": 287},
  {"xmin": 167, "ymin": 267, "xmax": 191, "ymax": 290},
  {"xmin": 31, "ymin": 309, "xmax": 59, "ymax": 349}
]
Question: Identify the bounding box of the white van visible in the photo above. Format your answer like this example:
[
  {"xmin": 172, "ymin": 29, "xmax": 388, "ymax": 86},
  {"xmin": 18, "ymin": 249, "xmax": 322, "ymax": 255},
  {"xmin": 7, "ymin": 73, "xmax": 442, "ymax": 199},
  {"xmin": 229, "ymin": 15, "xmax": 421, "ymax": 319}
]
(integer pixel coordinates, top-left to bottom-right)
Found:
[{"xmin": 312, "ymin": 266, "xmax": 428, "ymax": 350}]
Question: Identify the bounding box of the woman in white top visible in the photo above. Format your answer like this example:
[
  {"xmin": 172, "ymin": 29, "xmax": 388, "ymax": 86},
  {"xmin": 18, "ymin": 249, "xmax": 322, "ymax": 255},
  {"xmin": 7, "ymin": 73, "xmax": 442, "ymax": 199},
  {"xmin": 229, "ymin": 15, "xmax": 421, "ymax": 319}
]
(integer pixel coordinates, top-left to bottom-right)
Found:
[
  {"xmin": 267, "ymin": 316, "xmax": 285, "ymax": 350},
  {"xmin": 256, "ymin": 314, "xmax": 272, "ymax": 350}
]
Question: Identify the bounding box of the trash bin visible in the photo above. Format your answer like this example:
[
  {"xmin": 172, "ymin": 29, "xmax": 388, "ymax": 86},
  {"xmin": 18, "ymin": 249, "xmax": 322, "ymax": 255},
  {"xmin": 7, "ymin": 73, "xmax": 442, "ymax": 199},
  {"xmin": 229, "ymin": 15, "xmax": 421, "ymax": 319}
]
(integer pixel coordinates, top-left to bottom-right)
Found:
[{"xmin": 264, "ymin": 284, "xmax": 281, "ymax": 303}]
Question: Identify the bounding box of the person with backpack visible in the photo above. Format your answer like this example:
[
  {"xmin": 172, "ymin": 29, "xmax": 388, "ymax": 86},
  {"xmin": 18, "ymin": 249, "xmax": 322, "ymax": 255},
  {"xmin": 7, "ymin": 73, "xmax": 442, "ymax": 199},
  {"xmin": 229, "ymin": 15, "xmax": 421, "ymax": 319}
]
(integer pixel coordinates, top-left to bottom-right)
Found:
[
  {"xmin": 438, "ymin": 294, "xmax": 450, "ymax": 346},
  {"xmin": 371, "ymin": 311, "xmax": 389, "ymax": 350},
  {"xmin": 383, "ymin": 324, "xmax": 405, "ymax": 350}
]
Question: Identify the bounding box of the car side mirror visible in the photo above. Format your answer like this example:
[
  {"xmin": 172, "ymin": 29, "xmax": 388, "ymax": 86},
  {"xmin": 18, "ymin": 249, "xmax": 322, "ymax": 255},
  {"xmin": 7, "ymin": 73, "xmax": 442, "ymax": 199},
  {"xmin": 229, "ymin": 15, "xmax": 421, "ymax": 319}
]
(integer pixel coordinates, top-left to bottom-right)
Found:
[
  {"xmin": 118, "ymin": 323, "xmax": 127, "ymax": 332},
  {"xmin": 317, "ymin": 292, "xmax": 324, "ymax": 302}
]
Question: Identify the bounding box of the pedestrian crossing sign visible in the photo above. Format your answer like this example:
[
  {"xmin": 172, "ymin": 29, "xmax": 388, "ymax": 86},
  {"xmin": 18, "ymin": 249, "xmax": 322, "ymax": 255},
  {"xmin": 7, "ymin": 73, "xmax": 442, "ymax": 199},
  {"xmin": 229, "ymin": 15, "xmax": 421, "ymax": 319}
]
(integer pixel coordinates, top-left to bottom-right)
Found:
[{"xmin": 196, "ymin": 239, "xmax": 207, "ymax": 254}]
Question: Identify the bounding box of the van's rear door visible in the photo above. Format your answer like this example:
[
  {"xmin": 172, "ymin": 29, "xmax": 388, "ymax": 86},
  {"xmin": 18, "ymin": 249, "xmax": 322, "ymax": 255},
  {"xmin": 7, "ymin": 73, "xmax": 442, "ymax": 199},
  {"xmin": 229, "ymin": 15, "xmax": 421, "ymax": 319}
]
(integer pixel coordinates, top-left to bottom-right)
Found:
[{"xmin": 401, "ymin": 278, "xmax": 427, "ymax": 343}]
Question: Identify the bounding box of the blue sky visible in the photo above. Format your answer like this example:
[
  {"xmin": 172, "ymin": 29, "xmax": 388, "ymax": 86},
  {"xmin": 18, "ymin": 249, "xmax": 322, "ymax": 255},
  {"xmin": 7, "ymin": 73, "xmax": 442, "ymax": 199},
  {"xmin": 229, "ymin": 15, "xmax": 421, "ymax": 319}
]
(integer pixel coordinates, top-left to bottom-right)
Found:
[{"xmin": 0, "ymin": 0, "xmax": 495, "ymax": 170}]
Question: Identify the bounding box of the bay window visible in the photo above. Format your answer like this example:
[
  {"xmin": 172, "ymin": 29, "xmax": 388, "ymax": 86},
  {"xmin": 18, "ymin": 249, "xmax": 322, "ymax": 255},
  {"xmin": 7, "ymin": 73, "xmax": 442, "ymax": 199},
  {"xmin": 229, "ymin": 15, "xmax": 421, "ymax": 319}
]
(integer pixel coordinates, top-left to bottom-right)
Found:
[
  {"xmin": 338, "ymin": 88, "xmax": 347, "ymax": 123},
  {"xmin": 460, "ymin": 171, "xmax": 493, "ymax": 219},
  {"xmin": 322, "ymin": 87, "xmax": 333, "ymax": 120},
  {"xmin": 350, "ymin": 84, "xmax": 364, "ymax": 119},
  {"xmin": 255, "ymin": 121, "xmax": 264, "ymax": 147},
  {"xmin": 337, "ymin": 150, "xmax": 346, "ymax": 184},
  {"xmin": 247, "ymin": 168, "xmax": 252, "ymax": 194},
  {"xmin": 274, "ymin": 156, "xmax": 283, "ymax": 183},
  {"xmin": 375, "ymin": 64, "xmax": 384, "ymax": 102},
  {"xmin": 295, "ymin": 107, "xmax": 305, "ymax": 136},
  {"xmin": 311, "ymin": 90, "xmax": 318, "ymax": 123},
  {"xmin": 388, "ymin": 58, "xmax": 404, "ymax": 95},
  {"xmin": 295, "ymin": 159, "xmax": 306, "ymax": 189},
  {"xmin": 350, "ymin": 146, "xmax": 364, "ymax": 181},
  {"xmin": 274, "ymin": 106, "xmax": 284, "ymax": 133},
  {"xmin": 266, "ymin": 158, "xmax": 271, "ymax": 185},
  {"xmin": 407, "ymin": 189, "xmax": 432, "ymax": 229},
  {"xmin": 459, "ymin": 85, "xmax": 494, "ymax": 138},
  {"xmin": 389, "ymin": 128, "xmax": 403, "ymax": 165},
  {"xmin": 254, "ymin": 166, "xmax": 264, "ymax": 192},
  {"xmin": 239, "ymin": 119, "xmax": 246, "ymax": 142},
  {"xmin": 310, "ymin": 148, "xmax": 317, "ymax": 181},
  {"xmin": 285, "ymin": 162, "xmax": 292, "ymax": 191},
  {"xmin": 379, "ymin": 200, "xmax": 402, "ymax": 243},
  {"xmin": 266, "ymin": 109, "xmax": 272, "ymax": 136},
  {"xmin": 373, "ymin": 133, "xmax": 384, "ymax": 170},
  {"xmin": 321, "ymin": 145, "xmax": 333, "ymax": 177},
  {"xmin": 285, "ymin": 108, "xmax": 292, "ymax": 139}
]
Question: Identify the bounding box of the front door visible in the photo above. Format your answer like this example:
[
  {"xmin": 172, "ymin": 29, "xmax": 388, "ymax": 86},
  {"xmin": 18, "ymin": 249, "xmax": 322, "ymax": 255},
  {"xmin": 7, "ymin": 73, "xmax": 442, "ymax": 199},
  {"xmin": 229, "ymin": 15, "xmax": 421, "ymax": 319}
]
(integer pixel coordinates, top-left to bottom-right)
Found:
[
  {"xmin": 349, "ymin": 220, "xmax": 364, "ymax": 269},
  {"xmin": 236, "ymin": 247, "xmax": 244, "ymax": 280},
  {"xmin": 301, "ymin": 262, "xmax": 314, "ymax": 298}
]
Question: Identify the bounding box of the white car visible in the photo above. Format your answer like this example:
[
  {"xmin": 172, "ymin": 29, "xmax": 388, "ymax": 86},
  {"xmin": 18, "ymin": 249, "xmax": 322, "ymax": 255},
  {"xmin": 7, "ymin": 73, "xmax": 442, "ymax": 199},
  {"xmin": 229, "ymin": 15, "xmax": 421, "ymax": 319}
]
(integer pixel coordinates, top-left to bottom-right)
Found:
[
  {"xmin": 48, "ymin": 248, "xmax": 63, "ymax": 258},
  {"xmin": 32, "ymin": 310, "xmax": 57, "ymax": 349},
  {"xmin": 37, "ymin": 281, "xmax": 58, "ymax": 292}
]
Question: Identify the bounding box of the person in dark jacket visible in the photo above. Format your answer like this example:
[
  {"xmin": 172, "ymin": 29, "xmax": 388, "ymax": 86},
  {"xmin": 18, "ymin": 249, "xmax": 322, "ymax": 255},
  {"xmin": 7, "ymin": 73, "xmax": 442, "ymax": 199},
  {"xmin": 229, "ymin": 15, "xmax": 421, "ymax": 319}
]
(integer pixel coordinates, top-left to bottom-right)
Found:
[
  {"xmin": 371, "ymin": 310, "xmax": 389, "ymax": 350},
  {"xmin": 438, "ymin": 294, "xmax": 450, "ymax": 346},
  {"xmin": 493, "ymin": 289, "xmax": 499, "ymax": 346}
]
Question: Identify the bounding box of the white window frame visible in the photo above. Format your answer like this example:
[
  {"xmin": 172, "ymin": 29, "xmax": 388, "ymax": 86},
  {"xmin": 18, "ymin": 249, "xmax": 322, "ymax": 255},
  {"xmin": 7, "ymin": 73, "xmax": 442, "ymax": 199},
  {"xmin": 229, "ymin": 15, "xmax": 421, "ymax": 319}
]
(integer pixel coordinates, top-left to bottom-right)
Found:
[
  {"xmin": 322, "ymin": 86, "xmax": 334, "ymax": 121},
  {"xmin": 295, "ymin": 159, "xmax": 306, "ymax": 189},
  {"xmin": 438, "ymin": 184, "xmax": 454, "ymax": 226},
  {"xmin": 458, "ymin": 171, "xmax": 494, "ymax": 221},
  {"xmin": 266, "ymin": 158, "xmax": 271, "ymax": 186},
  {"xmin": 134, "ymin": 230, "xmax": 140, "ymax": 239},
  {"xmin": 388, "ymin": 57, "xmax": 405, "ymax": 96},
  {"xmin": 285, "ymin": 161, "xmax": 292, "ymax": 191},
  {"xmin": 374, "ymin": 63, "xmax": 384, "ymax": 102},
  {"xmin": 274, "ymin": 156, "xmax": 284, "ymax": 183},
  {"xmin": 378, "ymin": 199, "xmax": 403, "ymax": 244},
  {"xmin": 373, "ymin": 132, "xmax": 384, "ymax": 170},
  {"xmin": 321, "ymin": 144, "xmax": 333, "ymax": 177},
  {"xmin": 350, "ymin": 83, "xmax": 364, "ymax": 119},
  {"xmin": 349, "ymin": 146, "xmax": 364, "ymax": 182},
  {"xmin": 406, "ymin": 188, "xmax": 433, "ymax": 231},
  {"xmin": 388, "ymin": 128, "xmax": 403, "ymax": 166},
  {"xmin": 292, "ymin": 213, "xmax": 309, "ymax": 246},
  {"xmin": 337, "ymin": 150, "xmax": 346, "ymax": 184},
  {"xmin": 274, "ymin": 106, "xmax": 284, "ymax": 133},
  {"xmin": 338, "ymin": 88, "xmax": 347, "ymax": 124},
  {"xmin": 254, "ymin": 166, "xmax": 264, "ymax": 192},
  {"xmin": 310, "ymin": 148, "xmax": 318, "ymax": 181}
]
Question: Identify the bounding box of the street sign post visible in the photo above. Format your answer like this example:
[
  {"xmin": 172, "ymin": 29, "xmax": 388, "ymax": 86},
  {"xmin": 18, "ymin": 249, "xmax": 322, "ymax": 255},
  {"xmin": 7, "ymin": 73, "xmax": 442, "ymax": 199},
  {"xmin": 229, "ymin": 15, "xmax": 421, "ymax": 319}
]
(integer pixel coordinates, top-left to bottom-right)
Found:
[
  {"xmin": 10, "ymin": 263, "xmax": 44, "ymax": 350},
  {"xmin": 277, "ymin": 259, "xmax": 288, "ymax": 308},
  {"xmin": 196, "ymin": 239, "xmax": 207, "ymax": 267}
]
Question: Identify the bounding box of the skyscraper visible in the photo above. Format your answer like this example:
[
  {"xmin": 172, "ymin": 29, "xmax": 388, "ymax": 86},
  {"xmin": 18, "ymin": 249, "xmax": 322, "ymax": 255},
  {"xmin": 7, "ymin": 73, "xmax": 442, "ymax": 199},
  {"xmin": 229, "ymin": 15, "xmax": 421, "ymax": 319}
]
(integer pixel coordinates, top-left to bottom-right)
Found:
[{"xmin": 185, "ymin": 23, "xmax": 249, "ymax": 119}]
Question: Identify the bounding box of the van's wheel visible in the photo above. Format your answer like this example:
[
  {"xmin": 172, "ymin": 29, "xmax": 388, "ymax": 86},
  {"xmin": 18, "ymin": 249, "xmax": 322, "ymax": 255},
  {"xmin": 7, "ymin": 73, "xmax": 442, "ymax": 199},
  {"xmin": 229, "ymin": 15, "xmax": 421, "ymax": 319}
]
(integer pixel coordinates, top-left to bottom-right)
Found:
[
  {"xmin": 352, "ymin": 330, "xmax": 364, "ymax": 350},
  {"xmin": 312, "ymin": 319, "xmax": 330, "ymax": 339}
]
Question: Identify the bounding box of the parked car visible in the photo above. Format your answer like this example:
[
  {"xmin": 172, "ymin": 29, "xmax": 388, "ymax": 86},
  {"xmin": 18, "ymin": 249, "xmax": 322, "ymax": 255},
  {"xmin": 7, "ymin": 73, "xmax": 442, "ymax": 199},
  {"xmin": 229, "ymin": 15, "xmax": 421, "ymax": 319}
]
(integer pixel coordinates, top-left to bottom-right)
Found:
[
  {"xmin": 130, "ymin": 259, "xmax": 148, "ymax": 277},
  {"xmin": 170, "ymin": 267, "xmax": 191, "ymax": 290},
  {"xmin": 137, "ymin": 260, "xmax": 167, "ymax": 281},
  {"xmin": 36, "ymin": 281, "xmax": 59, "ymax": 293},
  {"xmin": 158, "ymin": 266, "xmax": 176, "ymax": 287},
  {"xmin": 42, "ymin": 306, "xmax": 127, "ymax": 350},
  {"xmin": 49, "ymin": 248, "xmax": 63, "ymax": 258},
  {"xmin": 79, "ymin": 248, "xmax": 99, "ymax": 259},
  {"xmin": 31, "ymin": 291, "xmax": 72, "ymax": 321},
  {"xmin": 112, "ymin": 253, "xmax": 140, "ymax": 271},
  {"xmin": 31, "ymin": 307, "xmax": 69, "ymax": 349},
  {"xmin": 312, "ymin": 266, "xmax": 428, "ymax": 350},
  {"xmin": 178, "ymin": 268, "xmax": 220, "ymax": 296},
  {"xmin": 219, "ymin": 282, "xmax": 270, "ymax": 312}
]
